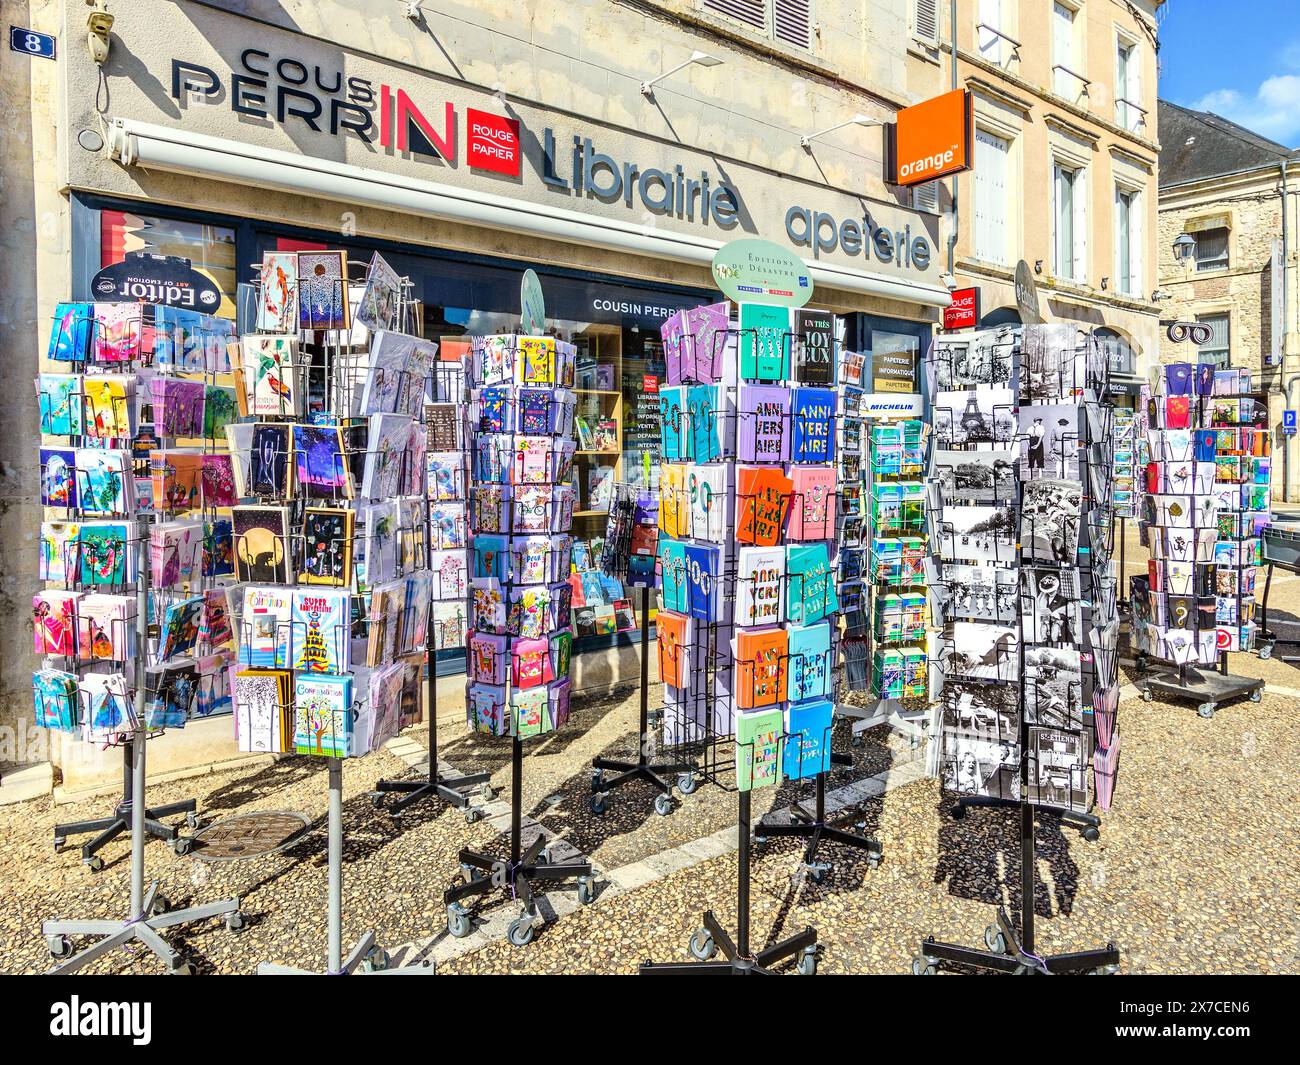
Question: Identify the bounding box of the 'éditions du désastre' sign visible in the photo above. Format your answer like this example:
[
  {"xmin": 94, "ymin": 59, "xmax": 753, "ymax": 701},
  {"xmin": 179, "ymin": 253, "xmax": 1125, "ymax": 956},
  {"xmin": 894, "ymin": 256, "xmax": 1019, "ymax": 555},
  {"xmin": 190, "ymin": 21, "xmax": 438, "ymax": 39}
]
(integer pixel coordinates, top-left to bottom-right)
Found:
[{"xmin": 711, "ymin": 239, "xmax": 813, "ymax": 308}]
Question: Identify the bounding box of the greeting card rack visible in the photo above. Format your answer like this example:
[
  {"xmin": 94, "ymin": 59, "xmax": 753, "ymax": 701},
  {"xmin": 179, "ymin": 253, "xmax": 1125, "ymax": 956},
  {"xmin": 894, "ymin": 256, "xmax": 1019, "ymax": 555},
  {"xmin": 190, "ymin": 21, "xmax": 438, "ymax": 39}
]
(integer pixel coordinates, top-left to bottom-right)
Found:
[
  {"xmin": 916, "ymin": 324, "xmax": 1120, "ymax": 975},
  {"xmin": 590, "ymin": 483, "xmax": 697, "ymax": 817},
  {"xmin": 374, "ymin": 357, "xmax": 491, "ymax": 819},
  {"xmin": 446, "ymin": 331, "xmax": 594, "ymax": 949},
  {"xmin": 1131, "ymin": 370, "xmax": 1268, "ymax": 717}
]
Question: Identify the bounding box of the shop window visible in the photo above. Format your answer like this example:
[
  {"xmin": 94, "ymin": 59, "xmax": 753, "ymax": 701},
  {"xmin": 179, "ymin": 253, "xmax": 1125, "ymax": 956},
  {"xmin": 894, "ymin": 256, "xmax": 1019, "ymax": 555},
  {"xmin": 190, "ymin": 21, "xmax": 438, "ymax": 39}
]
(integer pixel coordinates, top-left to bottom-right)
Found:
[{"xmin": 99, "ymin": 208, "xmax": 238, "ymax": 318}]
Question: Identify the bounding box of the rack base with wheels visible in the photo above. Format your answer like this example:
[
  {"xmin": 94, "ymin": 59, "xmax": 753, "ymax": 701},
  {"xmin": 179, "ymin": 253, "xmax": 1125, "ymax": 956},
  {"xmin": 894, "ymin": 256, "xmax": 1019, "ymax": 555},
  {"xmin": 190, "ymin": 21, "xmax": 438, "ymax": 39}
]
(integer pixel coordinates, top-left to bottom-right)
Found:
[
  {"xmin": 641, "ymin": 791, "xmax": 818, "ymax": 974},
  {"xmin": 259, "ymin": 759, "xmax": 433, "ymax": 975},
  {"xmin": 1139, "ymin": 663, "xmax": 1263, "ymax": 718},
  {"xmin": 753, "ymin": 754, "xmax": 881, "ymax": 880},
  {"xmin": 43, "ymin": 733, "xmax": 242, "ymax": 975},
  {"xmin": 53, "ymin": 738, "xmax": 198, "ymax": 868},
  {"xmin": 951, "ymin": 793, "xmax": 1102, "ymax": 842},
  {"xmin": 444, "ymin": 736, "xmax": 595, "ymax": 946},
  {"xmin": 591, "ymin": 588, "xmax": 695, "ymax": 817}
]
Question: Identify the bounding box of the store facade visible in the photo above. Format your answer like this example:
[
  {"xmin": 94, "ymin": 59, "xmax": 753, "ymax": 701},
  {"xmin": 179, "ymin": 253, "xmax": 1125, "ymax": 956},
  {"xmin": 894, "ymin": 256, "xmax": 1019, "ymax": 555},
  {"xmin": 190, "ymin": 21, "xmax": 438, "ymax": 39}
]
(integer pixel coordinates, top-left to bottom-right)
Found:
[{"xmin": 8, "ymin": 0, "xmax": 955, "ymax": 790}]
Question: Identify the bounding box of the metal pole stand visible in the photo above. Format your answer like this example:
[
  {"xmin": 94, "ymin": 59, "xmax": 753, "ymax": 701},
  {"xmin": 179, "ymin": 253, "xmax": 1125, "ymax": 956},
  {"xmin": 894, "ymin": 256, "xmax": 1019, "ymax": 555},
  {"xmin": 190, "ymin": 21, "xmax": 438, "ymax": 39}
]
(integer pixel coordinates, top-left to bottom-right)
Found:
[
  {"xmin": 591, "ymin": 587, "xmax": 697, "ymax": 817},
  {"xmin": 753, "ymin": 755, "xmax": 882, "ymax": 882},
  {"xmin": 640, "ymin": 790, "xmax": 819, "ymax": 974},
  {"xmin": 952, "ymin": 793, "xmax": 1102, "ymax": 842},
  {"xmin": 444, "ymin": 736, "xmax": 595, "ymax": 947},
  {"xmin": 373, "ymin": 645, "xmax": 490, "ymax": 823},
  {"xmin": 53, "ymin": 737, "xmax": 199, "ymax": 870},
  {"xmin": 913, "ymin": 803, "xmax": 1119, "ymax": 975},
  {"xmin": 260, "ymin": 759, "xmax": 433, "ymax": 975},
  {"xmin": 43, "ymin": 732, "xmax": 244, "ymax": 974}
]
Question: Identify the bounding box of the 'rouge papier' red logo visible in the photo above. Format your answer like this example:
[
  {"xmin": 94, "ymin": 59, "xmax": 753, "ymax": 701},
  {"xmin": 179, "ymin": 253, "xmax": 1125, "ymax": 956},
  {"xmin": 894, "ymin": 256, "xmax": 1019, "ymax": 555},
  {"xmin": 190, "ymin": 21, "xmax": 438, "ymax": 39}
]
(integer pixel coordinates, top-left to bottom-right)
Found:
[{"xmin": 467, "ymin": 108, "xmax": 521, "ymax": 176}]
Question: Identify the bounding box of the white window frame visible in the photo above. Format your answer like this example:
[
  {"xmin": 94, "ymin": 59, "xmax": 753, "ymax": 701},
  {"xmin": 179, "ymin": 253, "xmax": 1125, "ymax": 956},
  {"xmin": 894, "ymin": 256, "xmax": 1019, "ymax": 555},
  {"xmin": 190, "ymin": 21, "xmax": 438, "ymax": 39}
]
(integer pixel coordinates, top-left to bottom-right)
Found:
[
  {"xmin": 1196, "ymin": 312, "xmax": 1230, "ymax": 368},
  {"xmin": 976, "ymin": 0, "xmax": 1020, "ymax": 70},
  {"xmin": 1113, "ymin": 182, "xmax": 1143, "ymax": 297},
  {"xmin": 1052, "ymin": 158, "xmax": 1088, "ymax": 282},
  {"xmin": 1114, "ymin": 29, "xmax": 1145, "ymax": 133},
  {"xmin": 1194, "ymin": 226, "xmax": 1230, "ymax": 272},
  {"xmin": 1052, "ymin": 0, "xmax": 1089, "ymax": 103}
]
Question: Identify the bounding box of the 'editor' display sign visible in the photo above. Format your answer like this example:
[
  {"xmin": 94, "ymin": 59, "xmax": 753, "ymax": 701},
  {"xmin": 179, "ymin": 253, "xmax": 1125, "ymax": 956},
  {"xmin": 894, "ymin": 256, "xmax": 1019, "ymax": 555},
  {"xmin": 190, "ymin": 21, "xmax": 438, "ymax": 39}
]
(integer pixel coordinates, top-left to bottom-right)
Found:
[{"xmin": 90, "ymin": 252, "xmax": 221, "ymax": 311}]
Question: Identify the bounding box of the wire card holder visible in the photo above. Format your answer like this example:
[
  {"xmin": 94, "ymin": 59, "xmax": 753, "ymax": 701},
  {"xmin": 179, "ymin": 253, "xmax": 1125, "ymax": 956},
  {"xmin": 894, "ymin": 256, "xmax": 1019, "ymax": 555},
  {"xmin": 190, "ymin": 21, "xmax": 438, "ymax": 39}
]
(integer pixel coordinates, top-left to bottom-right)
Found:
[{"xmin": 915, "ymin": 323, "xmax": 1121, "ymax": 976}]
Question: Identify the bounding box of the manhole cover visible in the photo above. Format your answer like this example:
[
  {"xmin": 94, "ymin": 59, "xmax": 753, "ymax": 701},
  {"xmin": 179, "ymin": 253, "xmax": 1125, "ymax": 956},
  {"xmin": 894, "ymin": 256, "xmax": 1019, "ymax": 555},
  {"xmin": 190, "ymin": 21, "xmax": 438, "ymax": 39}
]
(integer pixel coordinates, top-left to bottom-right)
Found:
[{"xmin": 189, "ymin": 811, "xmax": 312, "ymax": 862}]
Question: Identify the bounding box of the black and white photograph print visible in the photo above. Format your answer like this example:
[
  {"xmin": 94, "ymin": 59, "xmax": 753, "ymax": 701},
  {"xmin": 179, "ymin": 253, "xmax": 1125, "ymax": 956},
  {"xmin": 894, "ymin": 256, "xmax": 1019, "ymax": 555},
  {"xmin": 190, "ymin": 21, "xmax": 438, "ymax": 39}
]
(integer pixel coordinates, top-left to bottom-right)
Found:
[
  {"xmin": 932, "ymin": 448, "xmax": 1017, "ymax": 503},
  {"xmin": 942, "ymin": 728, "xmax": 1021, "ymax": 800},
  {"xmin": 940, "ymin": 562, "xmax": 1018, "ymax": 623},
  {"xmin": 1019, "ymin": 478, "xmax": 1082, "ymax": 563},
  {"xmin": 942, "ymin": 677, "xmax": 1020, "ymax": 739},
  {"xmin": 1018, "ymin": 403, "xmax": 1081, "ymax": 481},
  {"xmin": 1024, "ymin": 645, "xmax": 1085, "ymax": 730},
  {"xmin": 932, "ymin": 386, "xmax": 1016, "ymax": 448},
  {"xmin": 1027, "ymin": 727, "xmax": 1088, "ymax": 811},
  {"xmin": 1020, "ymin": 566, "xmax": 1085, "ymax": 644},
  {"xmin": 941, "ymin": 621, "xmax": 1020, "ymax": 682},
  {"xmin": 936, "ymin": 503, "xmax": 1017, "ymax": 565},
  {"xmin": 1021, "ymin": 323, "xmax": 1086, "ymax": 403},
  {"xmin": 932, "ymin": 328, "xmax": 1016, "ymax": 391}
]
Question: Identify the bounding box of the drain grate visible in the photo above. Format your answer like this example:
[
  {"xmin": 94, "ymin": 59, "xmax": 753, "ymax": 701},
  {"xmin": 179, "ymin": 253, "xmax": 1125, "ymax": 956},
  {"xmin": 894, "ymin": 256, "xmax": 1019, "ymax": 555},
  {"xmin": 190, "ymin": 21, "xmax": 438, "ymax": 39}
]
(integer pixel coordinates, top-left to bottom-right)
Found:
[{"xmin": 188, "ymin": 811, "xmax": 312, "ymax": 862}]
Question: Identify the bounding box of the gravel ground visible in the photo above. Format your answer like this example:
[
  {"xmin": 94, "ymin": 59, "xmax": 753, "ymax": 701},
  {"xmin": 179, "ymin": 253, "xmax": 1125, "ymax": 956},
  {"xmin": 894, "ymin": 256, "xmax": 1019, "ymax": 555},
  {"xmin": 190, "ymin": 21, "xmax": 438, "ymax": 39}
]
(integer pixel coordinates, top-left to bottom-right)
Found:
[{"xmin": 2, "ymin": 665, "xmax": 1296, "ymax": 974}]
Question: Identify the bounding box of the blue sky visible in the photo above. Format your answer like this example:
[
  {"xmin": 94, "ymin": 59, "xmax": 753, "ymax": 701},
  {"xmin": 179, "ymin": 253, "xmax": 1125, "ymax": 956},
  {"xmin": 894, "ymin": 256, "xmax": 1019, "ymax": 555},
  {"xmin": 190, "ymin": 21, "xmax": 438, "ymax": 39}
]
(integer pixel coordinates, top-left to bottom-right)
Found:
[{"xmin": 1159, "ymin": 0, "xmax": 1300, "ymax": 145}]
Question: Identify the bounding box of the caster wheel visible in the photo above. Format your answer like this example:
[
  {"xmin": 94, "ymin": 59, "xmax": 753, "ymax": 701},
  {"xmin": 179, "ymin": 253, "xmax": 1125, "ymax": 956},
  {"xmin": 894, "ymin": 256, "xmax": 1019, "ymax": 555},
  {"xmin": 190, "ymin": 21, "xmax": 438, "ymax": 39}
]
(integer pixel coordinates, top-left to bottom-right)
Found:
[
  {"xmin": 480, "ymin": 785, "xmax": 497, "ymax": 802},
  {"xmin": 851, "ymin": 734, "xmax": 864, "ymax": 748},
  {"xmin": 170, "ymin": 962, "xmax": 196, "ymax": 976},
  {"xmin": 1249, "ymin": 689, "xmax": 1262, "ymax": 703},
  {"xmin": 84, "ymin": 855, "xmax": 104, "ymax": 873},
  {"xmin": 867, "ymin": 852, "xmax": 882, "ymax": 869},
  {"xmin": 538, "ymin": 848, "xmax": 551, "ymax": 866},
  {"xmin": 806, "ymin": 865, "xmax": 828, "ymax": 884},
  {"xmin": 950, "ymin": 803, "xmax": 966, "ymax": 820},
  {"xmin": 507, "ymin": 916, "xmax": 535, "ymax": 947},
  {"xmin": 185, "ymin": 811, "xmax": 200, "ymax": 831},
  {"xmin": 689, "ymin": 928, "xmax": 716, "ymax": 961},
  {"xmin": 753, "ymin": 833, "xmax": 769, "ymax": 846},
  {"xmin": 464, "ymin": 807, "xmax": 481, "ymax": 825},
  {"xmin": 459, "ymin": 862, "xmax": 480, "ymax": 883},
  {"xmin": 1082, "ymin": 825, "xmax": 1100, "ymax": 843},
  {"xmin": 370, "ymin": 793, "xmax": 386, "ymax": 809},
  {"xmin": 1198, "ymin": 702, "xmax": 1216, "ymax": 719},
  {"xmin": 590, "ymin": 772, "xmax": 603, "ymax": 793},
  {"xmin": 983, "ymin": 926, "xmax": 1007, "ymax": 953},
  {"xmin": 576, "ymin": 876, "xmax": 596, "ymax": 905},
  {"xmin": 911, "ymin": 956, "xmax": 937, "ymax": 975},
  {"xmin": 590, "ymin": 795, "xmax": 607, "ymax": 816},
  {"xmin": 676, "ymin": 772, "xmax": 698, "ymax": 795},
  {"xmin": 447, "ymin": 905, "xmax": 472, "ymax": 939},
  {"xmin": 225, "ymin": 911, "xmax": 246, "ymax": 932},
  {"xmin": 797, "ymin": 946, "xmax": 818, "ymax": 976},
  {"xmin": 152, "ymin": 896, "xmax": 171, "ymax": 916},
  {"xmin": 47, "ymin": 934, "xmax": 71, "ymax": 960},
  {"xmin": 361, "ymin": 948, "xmax": 389, "ymax": 973},
  {"xmin": 172, "ymin": 837, "xmax": 192, "ymax": 857},
  {"xmin": 1260, "ymin": 644, "xmax": 1273, "ymax": 661},
  {"xmin": 53, "ymin": 836, "xmax": 66, "ymax": 853},
  {"xmin": 653, "ymin": 793, "xmax": 673, "ymax": 817}
]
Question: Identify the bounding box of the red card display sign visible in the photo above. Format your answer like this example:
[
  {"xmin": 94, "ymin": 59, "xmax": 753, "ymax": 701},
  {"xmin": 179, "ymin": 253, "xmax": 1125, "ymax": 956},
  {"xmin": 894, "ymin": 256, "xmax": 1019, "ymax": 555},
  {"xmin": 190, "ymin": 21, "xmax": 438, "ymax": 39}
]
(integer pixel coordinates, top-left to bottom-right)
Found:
[{"xmin": 466, "ymin": 108, "xmax": 521, "ymax": 176}]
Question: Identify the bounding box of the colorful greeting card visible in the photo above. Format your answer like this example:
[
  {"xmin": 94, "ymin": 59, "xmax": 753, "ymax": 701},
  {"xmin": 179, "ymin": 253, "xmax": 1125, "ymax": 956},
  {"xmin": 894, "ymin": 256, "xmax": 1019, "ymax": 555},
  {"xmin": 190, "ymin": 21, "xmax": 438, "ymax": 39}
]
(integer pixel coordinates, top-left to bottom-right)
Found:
[
  {"xmin": 233, "ymin": 505, "xmax": 292, "ymax": 584},
  {"xmin": 294, "ymin": 673, "xmax": 354, "ymax": 757},
  {"xmin": 37, "ymin": 374, "xmax": 84, "ymax": 436},
  {"xmin": 736, "ymin": 465, "xmax": 792, "ymax": 546},
  {"xmin": 736, "ymin": 706, "xmax": 784, "ymax": 790},
  {"xmin": 791, "ymin": 387, "xmax": 836, "ymax": 463},
  {"xmin": 737, "ymin": 384, "xmax": 790, "ymax": 463},
  {"xmin": 739, "ymin": 303, "xmax": 790, "ymax": 382},
  {"xmin": 736, "ymin": 546, "xmax": 784, "ymax": 626},
  {"xmin": 784, "ymin": 698, "xmax": 833, "ymax": 779},
  {"xmin": 787, "ymin": 542, "xmax": 838, "ymax": 624}
]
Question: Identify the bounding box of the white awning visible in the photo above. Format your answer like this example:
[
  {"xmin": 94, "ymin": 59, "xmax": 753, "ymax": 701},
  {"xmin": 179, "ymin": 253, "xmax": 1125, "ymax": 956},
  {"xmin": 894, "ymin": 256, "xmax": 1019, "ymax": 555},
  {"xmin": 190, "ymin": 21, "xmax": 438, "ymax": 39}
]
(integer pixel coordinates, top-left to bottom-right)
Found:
[{"xmin": 107, "ymin": 118, "xmax": 952, "ymax": 309}]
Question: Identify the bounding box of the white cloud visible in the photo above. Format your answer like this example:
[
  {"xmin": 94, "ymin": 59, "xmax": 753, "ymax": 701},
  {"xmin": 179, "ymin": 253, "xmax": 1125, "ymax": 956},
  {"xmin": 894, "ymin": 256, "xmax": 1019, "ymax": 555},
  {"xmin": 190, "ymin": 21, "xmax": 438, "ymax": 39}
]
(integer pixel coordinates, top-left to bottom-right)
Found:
[{"xmin": 1191, "ymin": 73, "xmax": 1300, "ymax": 145}]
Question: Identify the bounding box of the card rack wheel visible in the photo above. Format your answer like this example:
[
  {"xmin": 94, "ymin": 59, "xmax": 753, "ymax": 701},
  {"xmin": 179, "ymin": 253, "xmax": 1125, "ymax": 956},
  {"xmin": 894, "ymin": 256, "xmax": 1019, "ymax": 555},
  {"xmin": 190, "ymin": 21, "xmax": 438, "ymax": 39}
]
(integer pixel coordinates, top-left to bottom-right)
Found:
[
  {"xmin": 459, "ymin": 862, "xmax": 481, "ymax": 883},
  {"xmin": 172, "ymin": 836, "xmax": 193, "ymax": 857},
  {"xmin": 84, "ymin": 855, "xmax": 104, "ymax": 872},
  {"xmin": 1198, "ymin": 702, "xmax": 1216, "ymax": 719},
  {"xmin": 47, "ymin": 934, "xmax": 71, "ymax": 960},
  {"xmin": 590, "ymin": 771, "xmax": 604, "ymax": 793},
  {"xmin": 53, "ymin": 835, "xmax": 66, "ymax": 853},
  {"xmin": 225, "ymin": 910, "xmax": 246, "ymax": 933},
  {"xmin": 676, "ymin": 772, "xmax": 698, "ymax": 795},
  {"xmin": 1249, "ymin": 688, "xmax": 1262, "ymax": 703},
  {"xmin": 590, "ymin": 794, "xmax": 607, "ymax": 816},
  {"xmin": 464, "ymin": 806, "xmax": 481, "ymax": 825},
  {"xmin": 480, "ymin": 784, "xmax": 496, "ymax": 802},
  {"xmin": 866, "ymin": 851, "xmax": 882, "ymax": 870},
  {"xmin": 360, "ymin": 947, "xmax": 389, "ymax": 973},
  {"xmin": 576, "ymin": 875, "xmax": 596, "ymax": 906},
  {"xmin": 370, "ymin": 793, "xmax": 386, "ymax": 809},
  {"xmin": 911, "ymin": 955, "xmax": 938, "ymax": 975},
  {"xmin": 185, "ymin": 811, "xmax": 200, "ymax": 831},
  {"xmin": 797, "ymin": 945, "xmax": 818, "ymax": 976},
  {"xmin": 689, "ymin": 927, "xmax": 716, "ymax": 961},
  {"xmin": 169, "ymin": 961, "xmax": 196, "ymax": 976},
  {"xmin": 1259, "ymin": 642, "xmax": 1273, "ymax": 661},
  {"xmin": 806, "ymin": 862, "xmax": 830, "ymax": 884},
  {"xmin": 653, "ymin": 793, "xmax": 673, "ymax": 817},
  {"xmin": 983, "ymin": 925, "xmax": 1008, "ymax": 954},
  {"xmin": 1081, "ymin": 824, "xmax": 1100, "ymax": 843},
  {"xmin": 152, "ymin": 895, "xmax": 171, "ymax": 916},
  {"xmin": 507, "ymin": 915, "xmax": 535, "ymax": 948},
  {"xmin": 950, "ymin": 802, "xmax": 967, "ymax": 820},
  {"xmin": 1141, "ymin": 688, "xmax": 1154, "ymax": 702},
  {"xmin": 447, "ymin": 903, "xmax": 472, "ymax": 939}
]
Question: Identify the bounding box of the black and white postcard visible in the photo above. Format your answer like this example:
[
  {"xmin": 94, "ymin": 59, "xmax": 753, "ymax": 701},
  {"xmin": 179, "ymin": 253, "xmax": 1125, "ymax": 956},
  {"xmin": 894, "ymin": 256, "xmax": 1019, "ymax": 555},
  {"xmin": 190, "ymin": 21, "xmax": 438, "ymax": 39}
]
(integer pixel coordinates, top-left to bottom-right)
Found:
[
  {"xmin": 1020, "ymin": 478, "xmax": 1082, "ymax": 563},
  {"xmin": 1021, "ymin": 323, "xmax": 1086, "ymax": 403},
  {"xmin": 935, "ymin": 503, "xmax": 1017, "ymax": 565},
  {"xmin": 1024, "ymin": 644, "xmax": 1085, "ymax": 730},
  {"xmin": 933, "ymin": 328, "xmax": 1016, "ymax": 391},
  {"xmin": 932, "ymin": 448, "xmax": 1017, "ymax": 503},
  {"xmin": 942, "ymin": 621, "xmax": 1020, "ymax": 682},
  {"xmin": 1020, "ymin": 566, "xmax": 1085, "ymax": 644},
  {"xmin": 939, "ymin": 562, "xmax": 1018, "ymax": 623},
  {"xmin": 1018, "ymin": 403, "xmax": 1081, "ymax": 481},
  {"xmin": 1027, "ymin": 727, "xmax": 1088, "ymax": 811},
  {"xmin": 932, "ymin": 386, "xmax": 1016, "ymax": 448},
  {"xmin": 942, "ymin": 677, "xmax": 1020, "ymax": 739}
]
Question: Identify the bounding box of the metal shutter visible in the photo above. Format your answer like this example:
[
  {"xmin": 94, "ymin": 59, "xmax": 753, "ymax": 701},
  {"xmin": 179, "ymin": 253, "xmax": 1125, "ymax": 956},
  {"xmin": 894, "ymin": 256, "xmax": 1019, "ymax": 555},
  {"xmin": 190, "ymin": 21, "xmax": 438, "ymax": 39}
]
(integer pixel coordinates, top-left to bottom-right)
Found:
[
  {"xmin": 774, "ymin": 0, "xmax": 812, "ymax": 48},
  {"xmin": 704, "ymin": 0, "xmax": 767, "ymax": 29},
  {"xmin": 914, "ymin": 0, "xmax": 939, "ymax": 42}
]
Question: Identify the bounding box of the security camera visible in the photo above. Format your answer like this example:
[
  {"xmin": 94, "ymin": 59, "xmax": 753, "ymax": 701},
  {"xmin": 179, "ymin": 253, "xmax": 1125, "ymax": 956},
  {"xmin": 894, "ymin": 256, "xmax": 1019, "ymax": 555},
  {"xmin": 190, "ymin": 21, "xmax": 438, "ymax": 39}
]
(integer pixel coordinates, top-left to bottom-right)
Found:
[
  {"xmin": 1151, "ymin": 288, "xmax": 1171, "ymax": 303},
  {"xmin": 939, "ymin": 272, "xmax": 958, "ymax": 292},
  {"xmin": 86, "ymin": 0, "xmax": 113, "ymax": 65}
]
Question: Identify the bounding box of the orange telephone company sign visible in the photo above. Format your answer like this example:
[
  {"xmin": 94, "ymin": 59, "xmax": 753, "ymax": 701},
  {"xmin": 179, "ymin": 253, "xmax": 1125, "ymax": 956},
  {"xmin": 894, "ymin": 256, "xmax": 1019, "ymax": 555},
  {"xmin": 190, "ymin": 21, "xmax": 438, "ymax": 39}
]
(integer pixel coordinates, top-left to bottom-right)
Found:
[{"xmin": 889, "ymin": 89, "xmax": 973, "ymax": 187}]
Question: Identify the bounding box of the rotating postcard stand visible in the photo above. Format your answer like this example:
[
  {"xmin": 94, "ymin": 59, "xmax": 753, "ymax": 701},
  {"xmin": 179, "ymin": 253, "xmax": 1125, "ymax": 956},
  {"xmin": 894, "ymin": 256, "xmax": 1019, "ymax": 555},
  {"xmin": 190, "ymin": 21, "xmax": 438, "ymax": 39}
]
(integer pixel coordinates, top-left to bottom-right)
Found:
[
  {"xmin": 591, "ymin": 484, "xmax": 697, "ymax": 816},
  {"xmin": 445, "ymin": 332, "xmax": 593, "ymax": 947},
  {"xmin": 44, "ymin": 531, "xmax": 244, "ymax": 974}
]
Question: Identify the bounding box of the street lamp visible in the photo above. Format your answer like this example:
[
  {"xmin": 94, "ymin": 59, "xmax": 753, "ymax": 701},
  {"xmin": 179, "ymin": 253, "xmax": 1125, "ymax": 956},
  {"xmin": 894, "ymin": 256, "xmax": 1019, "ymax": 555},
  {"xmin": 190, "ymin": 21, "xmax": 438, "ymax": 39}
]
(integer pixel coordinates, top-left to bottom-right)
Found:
[
  {"xmin": 1172, "ymin": 232, "xmax": 1197, "ymax": 265},
  {"xmin": 641, "ymin": 51, "xmax": 723, "ymax": 97},
  {"xmin": 800, "ymin": 114, "xmax": 882, "ymax": 150}
]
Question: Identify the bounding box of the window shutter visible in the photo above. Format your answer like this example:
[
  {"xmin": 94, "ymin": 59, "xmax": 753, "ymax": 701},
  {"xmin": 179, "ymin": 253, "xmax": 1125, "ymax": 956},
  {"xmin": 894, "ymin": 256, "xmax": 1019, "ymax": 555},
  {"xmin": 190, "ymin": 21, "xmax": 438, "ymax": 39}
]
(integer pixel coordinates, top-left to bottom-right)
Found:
[
  {"xmin": 978, "ymin": 0, "xmax": 1002, "ymax": 63},
  {"xmin": 912, "ymin": 180, "xmax": 939, "ymax": 213},
  {"xmin": 974, "ymin": 128, "xmax": 1009, "ymax": 264},
  {"xmin": 1074, "ymin": 167, "xmax": 1088, "ymax": 281},
  {"xmin": 1129, "ymin": 191, "xmax": 1143, "ymax": 296},
  {"xmin": 773, "ymin": 0, "xmax": 812, "ymax": 48},
  {"xmin": 704, "ymin": 0, "xmax": 767, "ymax": 29},
  {"xmin": 914, "ymin": 0, "xmax": 939, "ymax": 43}
]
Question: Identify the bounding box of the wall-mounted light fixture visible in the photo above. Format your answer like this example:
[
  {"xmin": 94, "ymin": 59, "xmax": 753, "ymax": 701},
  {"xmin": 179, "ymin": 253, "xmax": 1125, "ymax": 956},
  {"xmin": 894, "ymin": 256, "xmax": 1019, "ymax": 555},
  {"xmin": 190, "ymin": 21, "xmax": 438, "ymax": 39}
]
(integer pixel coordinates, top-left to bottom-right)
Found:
[
  {"xmin": 1101, "ymin": 276, "xmax": 1110, "ymax": 290},
  {"xmin": 800, "ymin": 114, "xmax": 881, "ymax": 150},
  {"xmin": 641, "ymin": 51, "xmax": 723, "ymax": 98},
  {"xmin": 86, "ymin": 0, "xmax": 113, "ymax": 65},
  {"xmin": 1173, "ymin": 232, "xmax": 1197, "ymax": 264},
  {"xmin": 1034, "ymin": 260, "xmax": 1044, "ymax": 275}
]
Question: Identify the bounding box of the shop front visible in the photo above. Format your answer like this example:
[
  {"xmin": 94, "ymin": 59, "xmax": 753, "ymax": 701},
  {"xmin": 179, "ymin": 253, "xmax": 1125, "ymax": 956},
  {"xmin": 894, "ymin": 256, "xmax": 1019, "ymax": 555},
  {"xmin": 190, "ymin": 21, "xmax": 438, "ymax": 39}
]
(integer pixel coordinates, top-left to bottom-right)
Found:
[{"xmin": 45, "ymin": 0, "xmax": 953, "ymax": 790}]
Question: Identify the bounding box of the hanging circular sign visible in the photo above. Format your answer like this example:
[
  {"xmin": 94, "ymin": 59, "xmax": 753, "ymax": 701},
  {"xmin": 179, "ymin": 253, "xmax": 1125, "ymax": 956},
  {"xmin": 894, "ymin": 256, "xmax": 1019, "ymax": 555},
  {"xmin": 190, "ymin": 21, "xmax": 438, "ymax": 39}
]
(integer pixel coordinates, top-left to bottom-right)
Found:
[
  {"xmin": 520, "ymin": 268, "xmax": 546, "ymax": 334},
  {"xmin": 90, "ymin": 251, "xmax": 222, "ymax": 311},
  {"xmin": 711, "ymin": 238, "xmax": 813, "ymax": 308},
  {"xmin": 1014, "ymin": 260, "xmax": 1042, "ymax": 325}
]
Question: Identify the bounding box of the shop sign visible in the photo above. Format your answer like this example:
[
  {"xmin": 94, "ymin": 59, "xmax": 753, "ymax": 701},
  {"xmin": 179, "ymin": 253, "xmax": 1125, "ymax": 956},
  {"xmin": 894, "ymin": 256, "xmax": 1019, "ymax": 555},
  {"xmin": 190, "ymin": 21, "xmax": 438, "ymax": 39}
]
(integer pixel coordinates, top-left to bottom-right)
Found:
[
  {"xmin": 467, "ymin": 108, "xmax": 521, "ymax": 176},
  {"xmin": 943, "ymin": 287, "xmax": 979, "ymax": 331},
  {"xmin": 872, "ymin": 351, "xmax": 917, "ymax": 393},
  {"xmin": 520, "ymin": 269, "xmax": 545, "ymax": 334},
  {"xmin": 1014, "ymin": 260, "xmax": 1042, "ymax": 324},
  {"xmin": 887, "ymin": 89, "xmax": 972, "ymax": 187},
  {"xmin": 711, "ymin": 238, "xmax": 813, "ymax": 308},
  {"xmin": 90, "ymin": 252, "xmax": 222, "ymax": 311}
]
